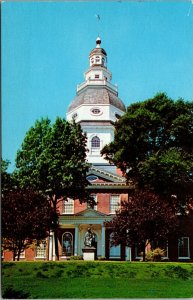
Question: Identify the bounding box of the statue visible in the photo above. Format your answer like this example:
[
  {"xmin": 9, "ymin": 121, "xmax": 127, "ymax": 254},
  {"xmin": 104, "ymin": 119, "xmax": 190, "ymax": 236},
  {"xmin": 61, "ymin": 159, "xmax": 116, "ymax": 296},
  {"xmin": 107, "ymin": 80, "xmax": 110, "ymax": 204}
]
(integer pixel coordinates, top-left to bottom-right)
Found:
[{"xmin": 84, "ymin": 227, "xmax": 95, "ymax": 248}]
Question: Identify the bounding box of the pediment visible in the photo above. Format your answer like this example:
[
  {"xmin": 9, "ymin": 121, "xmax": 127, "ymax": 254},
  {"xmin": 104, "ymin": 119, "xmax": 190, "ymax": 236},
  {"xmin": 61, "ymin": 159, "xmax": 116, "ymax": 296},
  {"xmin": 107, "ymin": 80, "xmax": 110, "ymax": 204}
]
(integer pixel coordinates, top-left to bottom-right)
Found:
[
  {"xmin": 87, "ymin": 166, "xmax": 125, "ymax": 183},
  {"xmin": 75, "ymin": 208, "xmax": 107, "ymax": 217}
]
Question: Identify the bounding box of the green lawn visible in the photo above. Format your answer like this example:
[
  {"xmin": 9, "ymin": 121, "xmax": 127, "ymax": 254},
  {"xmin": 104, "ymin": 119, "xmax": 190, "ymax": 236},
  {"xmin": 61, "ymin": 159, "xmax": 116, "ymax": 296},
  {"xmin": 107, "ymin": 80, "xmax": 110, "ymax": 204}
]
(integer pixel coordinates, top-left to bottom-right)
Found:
[{"xmin": 2, "ymin": 261, "xmax": 193, "ymax": 298}]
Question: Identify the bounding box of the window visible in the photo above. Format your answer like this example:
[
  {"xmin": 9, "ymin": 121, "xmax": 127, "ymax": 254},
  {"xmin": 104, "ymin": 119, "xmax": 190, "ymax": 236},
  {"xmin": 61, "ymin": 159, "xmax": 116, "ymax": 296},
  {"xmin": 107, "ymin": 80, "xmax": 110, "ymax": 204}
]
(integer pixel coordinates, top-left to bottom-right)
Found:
[
  {"xmin": 102, "ymin": 58, "xmax": 105, "ymax": 66},
  {"xmin": 72, "ymin": 112, "xmax": 78, "ymax": 119},
  {"xmin": 91, "ymin": 108, "xmax": 101, "ymax": 115},
  {"xmin": 115, "ymin": 113, "xmax": 121, "ymax": 119},
  {"xmin": 87, "ymin": 194, "xmax": 97, "ymax": 210},
  {"xmin": 110, "ymin": 195, "xmax": 120, "ymax": 214},
  {"xmin": 16, "ymin": 249, "xmax": 25, "ymax": 259},
  {"xmin": 135, "ymin": 244, "xmax": 144, "ymax": 259},
  {"xmin": 63, "ymin": 198, "xmax": 74, "ymax": 214},
  {"xmin": 36, "ymin": 240, "xmax": 46, "ymax": 258},
  {"xmin": 86, "ymin": 175, "xmax": 98, "ymax": 182},
  {"xmin": 91, "ymin": 136, "xmax": 100, "ymax": 149},
  {"xmin": 95, "ymin": 74, "xmax": 99, "ymax": 79},
  {"xmin": 62, "ymin": 232, "xmax": 73, "ymax": 256},
  {"xmin": 109, "ymin": 233, "xmax": 120, "ymax": 258},
  {"xmin": 95, "ymin": 56, "xmax": 100, "ymax": 63},
  {"xmin": 178, "ymin": 237, "xmax": 190, "ymax": 259}
]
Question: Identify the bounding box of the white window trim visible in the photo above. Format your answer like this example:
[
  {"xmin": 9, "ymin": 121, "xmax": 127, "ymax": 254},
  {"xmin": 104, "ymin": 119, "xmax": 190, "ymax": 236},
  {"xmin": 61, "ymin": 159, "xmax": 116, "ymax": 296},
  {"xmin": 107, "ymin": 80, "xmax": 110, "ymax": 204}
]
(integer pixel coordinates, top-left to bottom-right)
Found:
[
  {"xmin": 162, "ymin": 244, "xmax": 169, "ymax": 260},
  {"xmin": 62, "ymin": 198, "xmax": 74, "ymax": 215},
  {"xmin": 109, "ymin": 233, "xmax": 121, "ymax": 259},
  {"xmin": 16, "ymin": 250, "xmax": 25, "ymax": 259},
  {"xmin": 135, "ymin": 246, "xmax": 143, "ymax": 260},
  {"xmin": 62, "ymin": 232, "xmax": 73, "ymax": 257},
  {"xmin": 36, "ymin": 241, "xmax": 47, "ymax": 259},
  {"xmin": 178, "ymin": 237, "xmax": 190, "ymax": 259},
  {"xmin": 87, "ymin": 194, "xmax": 97, "ymax": 210},
  {"xmin": 110, "ymin": 194, "xmax": 120, "ymax": 214}
]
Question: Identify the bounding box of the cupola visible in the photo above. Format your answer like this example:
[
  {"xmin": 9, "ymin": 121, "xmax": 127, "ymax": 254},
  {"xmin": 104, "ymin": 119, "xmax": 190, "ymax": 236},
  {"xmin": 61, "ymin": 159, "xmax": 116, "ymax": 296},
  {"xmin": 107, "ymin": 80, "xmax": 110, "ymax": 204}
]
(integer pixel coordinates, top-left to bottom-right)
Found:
[{"xmin": 89, "ymin": 36, "xmax": 107, "ymax": 68}]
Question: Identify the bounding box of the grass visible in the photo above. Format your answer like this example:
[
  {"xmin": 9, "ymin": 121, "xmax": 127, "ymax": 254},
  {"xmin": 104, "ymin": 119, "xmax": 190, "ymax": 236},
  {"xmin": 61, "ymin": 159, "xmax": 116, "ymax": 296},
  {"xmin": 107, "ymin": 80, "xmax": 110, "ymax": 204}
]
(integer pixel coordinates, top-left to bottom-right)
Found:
[{"xmin": 2, "ymin": 261, "xmax": 193, "ymax": 298}]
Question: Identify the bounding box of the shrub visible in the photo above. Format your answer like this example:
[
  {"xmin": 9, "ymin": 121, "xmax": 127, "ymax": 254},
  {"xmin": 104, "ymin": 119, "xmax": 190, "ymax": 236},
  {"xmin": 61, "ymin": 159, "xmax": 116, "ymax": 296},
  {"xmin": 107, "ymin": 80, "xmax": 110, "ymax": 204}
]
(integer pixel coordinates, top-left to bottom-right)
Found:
[
  {"xmin": 69, "ymin": 255, "xmax": 83, "ymax": 260},
  {"xmin": 98, "ymin": 256, "xmax": 106, "ymax": 261},
  {"xmin": 36, "ymin": 271, "xmax": 48, "ymax": 278},
  {"xmin": 164, "ymin": 265, "xmax": 190, "ymax": 280},
  {"xmin": 3, "ymin": 286, "xmax": 30, "ymax": 299},
  {"xmin": 146, "ymin": 248, "xmax": 165, "ymax": 261}
]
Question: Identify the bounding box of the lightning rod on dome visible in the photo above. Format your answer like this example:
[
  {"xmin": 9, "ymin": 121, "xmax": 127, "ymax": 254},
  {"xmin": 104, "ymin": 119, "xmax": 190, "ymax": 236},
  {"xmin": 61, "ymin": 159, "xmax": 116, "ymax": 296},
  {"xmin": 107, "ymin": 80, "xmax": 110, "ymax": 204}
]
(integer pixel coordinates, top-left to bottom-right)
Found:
[{"xmin": 95, "ymin": 14, "xmax": 101, "ymax": 38}]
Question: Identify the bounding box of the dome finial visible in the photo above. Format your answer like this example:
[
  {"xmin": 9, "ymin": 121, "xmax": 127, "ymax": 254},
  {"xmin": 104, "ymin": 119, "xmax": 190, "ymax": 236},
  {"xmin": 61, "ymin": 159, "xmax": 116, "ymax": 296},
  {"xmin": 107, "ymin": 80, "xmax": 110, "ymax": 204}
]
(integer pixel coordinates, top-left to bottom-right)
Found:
[{"xmin": 96, "ymin": 36, "xmax": 101, "ymax": 48}]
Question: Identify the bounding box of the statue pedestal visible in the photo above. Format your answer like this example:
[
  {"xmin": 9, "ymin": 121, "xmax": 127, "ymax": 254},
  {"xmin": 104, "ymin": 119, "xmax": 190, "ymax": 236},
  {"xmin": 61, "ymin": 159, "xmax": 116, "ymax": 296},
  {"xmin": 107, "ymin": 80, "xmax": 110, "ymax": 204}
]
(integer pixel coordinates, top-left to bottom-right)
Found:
[{"xmin": 82, "ymin": 247, "xmax": 96, "ymax": 261}]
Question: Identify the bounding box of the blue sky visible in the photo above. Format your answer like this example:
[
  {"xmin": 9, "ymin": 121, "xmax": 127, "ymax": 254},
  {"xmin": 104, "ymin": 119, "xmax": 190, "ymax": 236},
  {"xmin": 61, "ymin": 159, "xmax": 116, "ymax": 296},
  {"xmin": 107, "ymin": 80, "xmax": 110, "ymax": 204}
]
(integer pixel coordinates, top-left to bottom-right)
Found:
[{"xmin": 2, "ymin": 1, "xmax": 193, "ymax": 172}]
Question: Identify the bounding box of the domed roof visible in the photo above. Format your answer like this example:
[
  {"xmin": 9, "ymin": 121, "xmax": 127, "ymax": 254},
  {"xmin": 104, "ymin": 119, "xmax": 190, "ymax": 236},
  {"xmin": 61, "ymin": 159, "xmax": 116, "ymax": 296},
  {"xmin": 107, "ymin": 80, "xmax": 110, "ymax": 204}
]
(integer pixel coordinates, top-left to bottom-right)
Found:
[
  {"xmin": 89, "ymin": 47, "xmax": 107, "ymax": 57},
  {"xmin": 89, "ymin": 36, "xmax": 107, "ymax": 57},
  {"xmin": 67, "ymin": 87, "xmax": 126, "ymax": 113}
]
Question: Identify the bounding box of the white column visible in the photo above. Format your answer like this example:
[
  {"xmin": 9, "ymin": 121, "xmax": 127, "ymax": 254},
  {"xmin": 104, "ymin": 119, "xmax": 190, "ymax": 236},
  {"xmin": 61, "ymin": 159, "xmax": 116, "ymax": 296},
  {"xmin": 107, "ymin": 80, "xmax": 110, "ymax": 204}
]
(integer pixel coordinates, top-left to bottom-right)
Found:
[
  {"xmin": 52, "ymin": 231, "xmax": 56, "ymax": 261},
  {"xmin": 101, "ymin": 225, "xmax": 105, "ymax": 257},
  {"xmin": 48, "ymin": 232, "xmax": 53, "ymax": 261},
  {"xmin": 74, "ymin": 225, "xmax": 79, "ymax": 256},
  {"xmin": 126, "ymin": 247, "xmax": 132, "ymax": 261}
]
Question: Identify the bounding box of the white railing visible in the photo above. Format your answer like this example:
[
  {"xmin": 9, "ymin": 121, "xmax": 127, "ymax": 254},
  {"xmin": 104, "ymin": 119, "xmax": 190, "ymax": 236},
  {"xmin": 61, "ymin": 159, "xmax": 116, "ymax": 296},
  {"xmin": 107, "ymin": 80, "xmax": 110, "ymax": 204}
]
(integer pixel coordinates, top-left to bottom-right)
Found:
[{"xmin": 77, "ymin": 80, "xmax": 118, "ymax": 93}]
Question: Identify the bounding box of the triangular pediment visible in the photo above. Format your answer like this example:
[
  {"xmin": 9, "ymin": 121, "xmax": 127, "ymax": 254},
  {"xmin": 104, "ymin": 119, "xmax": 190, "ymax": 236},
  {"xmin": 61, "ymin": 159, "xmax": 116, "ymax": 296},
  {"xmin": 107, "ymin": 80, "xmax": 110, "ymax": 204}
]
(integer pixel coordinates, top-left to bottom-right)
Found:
[
  {"xmin": 87, "ymin": 166, "xmax": 125, "ymax": 183},
  {"xmin": 75, "ymin": 208, "xmax": 107, "ymax": 217}
]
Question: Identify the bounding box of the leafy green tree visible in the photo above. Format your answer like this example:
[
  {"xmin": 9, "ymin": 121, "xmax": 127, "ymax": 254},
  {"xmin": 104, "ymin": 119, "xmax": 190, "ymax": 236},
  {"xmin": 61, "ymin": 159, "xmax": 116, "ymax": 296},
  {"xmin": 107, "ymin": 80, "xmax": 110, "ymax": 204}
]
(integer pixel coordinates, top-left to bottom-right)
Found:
[
  {"xmin": 15, "ymin": 117, "xmax": 91, "ymax": 260},
  {"xmin": 101, "ymin": 93, "xmax": 193, "ymax": 212},
  {"xmin": 2, "ymin": 188, "xmax": 53, "ymax": 261},
  {"xmin": 106, "ymin": 190, "xmax": 179, "ymax": 261},
  {"xmin": 1, "ymin": 159, "xmax": 15, "ymax": 193}
]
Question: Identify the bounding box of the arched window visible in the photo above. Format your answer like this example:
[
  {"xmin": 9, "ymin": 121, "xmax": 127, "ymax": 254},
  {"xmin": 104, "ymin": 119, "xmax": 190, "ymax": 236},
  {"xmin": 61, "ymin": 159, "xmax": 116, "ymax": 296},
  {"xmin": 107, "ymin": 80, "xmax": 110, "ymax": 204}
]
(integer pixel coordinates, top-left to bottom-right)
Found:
[
  {"xmin": 91, "ymin": 136, "xmax": 100, "ymax": 149},
  {"xmin": 62, "ymin": 232, "xmax": 73, "ymax": 256},
  {"xmin": 109, "ymin": 233, "xmax": 120, "ymax": 259}
]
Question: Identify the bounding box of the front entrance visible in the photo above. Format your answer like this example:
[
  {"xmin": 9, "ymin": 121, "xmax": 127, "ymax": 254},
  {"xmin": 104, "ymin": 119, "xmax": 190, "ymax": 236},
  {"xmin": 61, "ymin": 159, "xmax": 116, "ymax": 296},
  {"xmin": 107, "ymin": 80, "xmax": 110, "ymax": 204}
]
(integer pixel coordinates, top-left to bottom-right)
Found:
[{"xmin": 58, "ymin": 223, "xmax": 106, "ymax": 260}]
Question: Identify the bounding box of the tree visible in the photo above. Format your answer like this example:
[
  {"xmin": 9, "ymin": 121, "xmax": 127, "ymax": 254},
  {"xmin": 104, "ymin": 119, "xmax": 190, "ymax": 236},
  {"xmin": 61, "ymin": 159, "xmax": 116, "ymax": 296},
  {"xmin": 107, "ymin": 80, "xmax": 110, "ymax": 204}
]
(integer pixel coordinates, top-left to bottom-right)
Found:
[
  {"xmin": 15, "ymin": 117, "xmax": 92, "ymax": 260},
  {"xmin": 101, "ymin": 93, "xmax": 193, "ymax": 212},
  {"xmin": 106, "ymin": 190, "xmax": 179, "ymax": 261},
  {"xmin": 1, "ymin": 159, "xmax": 15, "ymax": 193},
  {"xmin": 2, "ymin": 188, "xmax": 53, "ymax": 261}
]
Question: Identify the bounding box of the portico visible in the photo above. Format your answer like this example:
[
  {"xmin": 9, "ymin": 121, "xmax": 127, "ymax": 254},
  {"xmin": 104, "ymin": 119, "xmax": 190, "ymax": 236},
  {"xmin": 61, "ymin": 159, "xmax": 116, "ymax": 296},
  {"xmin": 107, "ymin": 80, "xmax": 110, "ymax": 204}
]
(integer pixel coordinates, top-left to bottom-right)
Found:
[{"xmin": 57, "ymin": 208, "xmax": 112, "ymax": 259}]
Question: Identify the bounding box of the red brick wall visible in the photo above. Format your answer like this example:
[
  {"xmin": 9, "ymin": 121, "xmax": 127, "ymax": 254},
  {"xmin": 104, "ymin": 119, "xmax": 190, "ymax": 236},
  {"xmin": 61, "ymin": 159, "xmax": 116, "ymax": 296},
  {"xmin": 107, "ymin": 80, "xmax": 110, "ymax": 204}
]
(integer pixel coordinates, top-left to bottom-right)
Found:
[
  {"xmin": 74, "ymin": 199, "xmax": 87, "ymax": 214},
  {"xmin": 3, "ymin": 248, "xmax": 35, "ymax": 261},
  {"xmin": 97, "ymin": 193, "xmax": 110, "ymax": 214}
]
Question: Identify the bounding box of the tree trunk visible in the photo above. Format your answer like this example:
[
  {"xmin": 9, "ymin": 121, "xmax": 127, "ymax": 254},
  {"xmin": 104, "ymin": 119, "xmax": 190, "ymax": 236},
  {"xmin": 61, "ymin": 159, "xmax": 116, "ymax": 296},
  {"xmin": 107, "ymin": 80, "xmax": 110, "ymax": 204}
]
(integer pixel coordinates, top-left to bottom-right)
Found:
[
  {"xmin": 17, "ymin": 245, "xmax": 22, "ymax": 261},
  {"xmin": 13, "ymin": 250, "xmax": 16, "ymax": 261},
  {"xmin": 51, "ymin": 195, "xmax": 59, "ymax": 260},
  {"xmin": 52, "ymin": 196, "xmax": 60, "ymax": 261}
]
